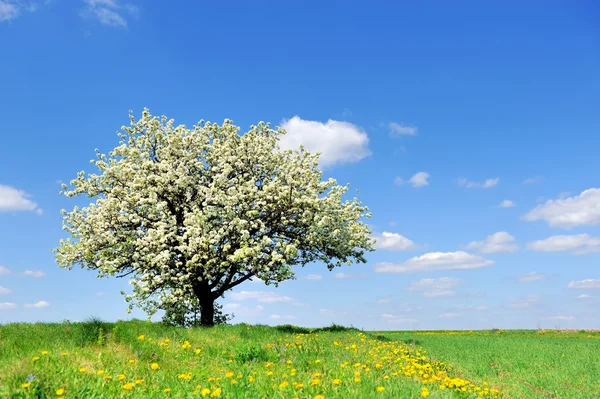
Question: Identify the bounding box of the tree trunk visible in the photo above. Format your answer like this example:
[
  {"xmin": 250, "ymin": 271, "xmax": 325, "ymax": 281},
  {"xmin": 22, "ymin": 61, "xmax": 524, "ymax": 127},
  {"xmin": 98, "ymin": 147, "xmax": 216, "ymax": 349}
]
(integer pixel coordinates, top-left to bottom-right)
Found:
[{"xmin": 199, "ymin": 295, "xmax": 215, "ymax": 326}]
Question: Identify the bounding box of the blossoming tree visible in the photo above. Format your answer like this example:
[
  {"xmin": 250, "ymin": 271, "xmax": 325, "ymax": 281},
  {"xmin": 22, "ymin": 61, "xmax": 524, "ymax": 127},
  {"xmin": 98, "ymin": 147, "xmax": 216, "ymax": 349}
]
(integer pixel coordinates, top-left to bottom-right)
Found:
[{"xmin": 55, "ymin": 109, "xmax": 374, "ymax": 326}]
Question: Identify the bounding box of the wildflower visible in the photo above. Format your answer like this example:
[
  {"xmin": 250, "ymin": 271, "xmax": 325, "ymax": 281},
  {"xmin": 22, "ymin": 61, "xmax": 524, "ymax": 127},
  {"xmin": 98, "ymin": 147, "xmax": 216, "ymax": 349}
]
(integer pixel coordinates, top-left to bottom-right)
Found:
[
  {"xmin": 118, "ymin": 374, "xmax": 126, "ymax": 381},
  {"xmin": 79, "ymin": 367, "xmax": 86, "ymax": 373},
  {"xmin": 97, "ymin": 370, "xmax": 104, "ymax": 375},
  {"xmin": 279, "ymin": 381, "xmax": 289, "ymax": 388},
  {"xmin": 421, "ymin": 387, "xmax": 430, "ymax": 398},
  {"xmin": 41, "ymin": 350, "xmax": 49, "ymax": 355},
  {"xmin": 56, "ymin": 388, "xmax": 65, "ymax": 396},
  {"xmin": 135, "ymin": 379, "xmax": 144, "ymax": 384},
  {"xmin": 332, "ymin": 379, "xmax": 342, "ymax": 385},
  {"xmin": 311, "ymin": 378, "xmax": 321, "ymax": 386},
  {"xmin": 104, "ymin": 375, "xmax": 112, "ymax": 380},
  {"xmin": 210, "ymin": 388, "xmax": 222, "ymax": 397},
  {"xmin": 315, "ymin": 395, "xmax": 325, "ymax": 399},
  {"xmin": 32, "ymin": 356, "xmax": 40, "ymax": 362},
  {"xmin": 129, "ymin": 359, "xmax": 135, "ymax": 363},
  {"xmin": 138, "ymin": 335, "xmax": 145, "ymax": 340},
  {"xmin": 248, "ymin": 376, "xmax": 255, "ymax": 383},
  {"xmin": 61, "ymin": 352, "xmax": 67, "ymax": 356},
  {"xmin": 22, "ymin": 382, "xmax": 31, "ymax": 388},
  {"xmin": 195, "ymin": 348, "xmax": 202, "ymax": 354},
  {"xmin": 164, "ymin": 388, "xmax": 171, "ymax": 393},
  {"xmin": 376, "ymin": 386, "xmax": 385, "ymax": 392},
  {"xmin": 123, "ymin": 383, "xmax": 133, "ymax": 390},
  {"xmin": 151, "ymin": 362, "xmax": 159, "ymax": 370},
  {"xmin": 225, "ymin": 371, "xmax": 234, "ymax": 378},
  {"xmin": 26, "ymin": 375, "xmax": 37, "ymax": 382},
  {"xmin": 201, "ymin": 388, "xmax": 211, "ymax": 396}
]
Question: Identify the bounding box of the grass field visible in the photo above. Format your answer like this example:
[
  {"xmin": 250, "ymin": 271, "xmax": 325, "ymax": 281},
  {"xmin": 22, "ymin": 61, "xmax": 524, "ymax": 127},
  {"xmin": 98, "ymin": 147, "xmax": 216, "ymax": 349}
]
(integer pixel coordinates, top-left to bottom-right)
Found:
[{"xmin": 0, "ymin": 320, "xmax": 597, "ymax": 398}]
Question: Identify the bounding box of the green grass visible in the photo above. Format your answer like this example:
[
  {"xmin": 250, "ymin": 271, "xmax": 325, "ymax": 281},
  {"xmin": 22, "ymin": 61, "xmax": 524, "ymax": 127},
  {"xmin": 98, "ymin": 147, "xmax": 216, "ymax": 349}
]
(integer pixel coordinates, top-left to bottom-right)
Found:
[
  {"xmin": 376, "ymin": 329, "xmax": 600, "ymax": 399},
  {"xmin": 0, "ymin": 320, "xmax": 596, "ymax": 398}
]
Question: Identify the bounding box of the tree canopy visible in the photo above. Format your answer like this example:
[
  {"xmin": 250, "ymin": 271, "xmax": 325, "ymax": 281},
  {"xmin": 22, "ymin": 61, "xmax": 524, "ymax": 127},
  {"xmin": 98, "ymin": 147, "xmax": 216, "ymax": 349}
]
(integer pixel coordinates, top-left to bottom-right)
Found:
[{"xmin": 55, "ymin": 109, "xmax": 374, "ymax": 325}]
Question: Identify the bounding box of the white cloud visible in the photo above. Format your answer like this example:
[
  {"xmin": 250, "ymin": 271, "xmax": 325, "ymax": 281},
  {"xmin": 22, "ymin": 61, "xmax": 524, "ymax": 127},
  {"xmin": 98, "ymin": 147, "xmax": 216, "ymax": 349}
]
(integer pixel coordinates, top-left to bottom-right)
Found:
[
  {"xmin": 523, "ymin": 176, "xmax": 543, "ymax": 184},
  {"xmin": 0, "ymin": 185, "xmax": 41, "ymax": 213},
  {"xmin": 376, "ymin": 298, "xmax": 392, "ymax": 304},
  {"xmin": 320, "ymin": 308, "xmax": 349, "ymax": 316},
  {"xmin": 577, "ymin": 294, "xmax": 592, "ymax": 300},
  {"xmin": 499, "ymin": 200, "xmax": 515, "ymax": 208},
  {"xmin": 476, "ymin": 306, "xmax": 488, "ymax": 311},
  {"xmin": 395, "ymin": 172, "xmax": 430, "ymax": 188},
  {"xmin": 465, "ymin": 232, "xmax": 519, "ymax": 254},
  {"xmin": 568, "ymin": 279, "xmax": 600, "ymax": 289},
  {"xmin": 0, "ymin": 266, "xmax": 10, "ymax": 275},
  {"xmin": 95, "ymin": 291, "xmax": 108, "ymax": 296},
  {"xmin": 373, "ymin": 251, "xmax": 494, "ymax": 274},
  {"xmin": 522, "ymin": 188, "xmax": 600, "ymax": 228},
  {"xmin": 439, "ymin": 312, "xmax": 462, "ymax": 318},
  {"xmin": 516, "ymin": 272, "xmax": 548, "ymax": 283},
  {"xmin": 0, "ymin": 302, "xmax": 17, "ymax": 309},
  {"xmin": 372, "ymin": 232, "xmax": 417, "ymax": 251},
  {"xmin": 527, "ymin": 234, "xmax": 600, "ymax": 255},
  {"xmin": 509, "ymin": 294, "xmax": 541, "ymax": 309},
  {"xmin": 381, "ymin": 313, "xmax": 418, "ymax": 324},
  {"xmin": 270, "ymin": 314, "xmax": 296, "ymax": 320},
  {"xmin": 23, "ymin": 300, "xmax": 50, "ymax": 308},
  {"xmin": 388, "ymin": 122, "xmax": 417, "ymax": 137},
  {"xmin": 0, "ymin": 286, "xmax": 12, "ymax": 295},
  {"xmin": 229, "ymin": 291, "xmax": 292, "ymax": 303},
  {"xmin": 408, "ymin": 277, "xmax": 461, "ymax": 298},
  {"xmin": 23, "ymin": 270, "xmax": 46, "ymax": 278},
  {"xmin": 222, "ymin": 303, "xmax": 264, "ymax": 314},
  {"xmin": 457, "ymin": 177, "xmax": 499, "ymax": 189},
  {"xmin": 279, "ymin": 116, "xmax": 370, "ymax": 167},
  {"xmin": 82, "ymin": 0, "xmax": 138, "ymax": 28},
  {"xmin": 334, "ymin": 272, "xmax": 367, "ymax": 279},
  {"xmin": 0, "ymin": 1, "xmax": 19, "ymax": 21},
  {"xmin": 305, "ymin": 274, "xmax": 323, "ymax": 280}
]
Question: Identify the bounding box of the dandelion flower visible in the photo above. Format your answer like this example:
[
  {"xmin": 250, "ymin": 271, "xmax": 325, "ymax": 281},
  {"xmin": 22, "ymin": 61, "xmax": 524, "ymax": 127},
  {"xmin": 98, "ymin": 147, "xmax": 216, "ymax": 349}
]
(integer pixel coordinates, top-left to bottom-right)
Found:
[
  {"xmin": 151, "ymin": 362, "xmax": 159, "ymax": 370},
  {"xmin": 164, "ymin": 388, "xmax": 171, "ymax": 393},
  {"xmin": 201, "ymin": 388, "xmax": 211, "ymax": 396},
  {"xmin": 22, "ymin": 383, "xmax": 31, "ymax": 388},
  {"xmin": 376, "ymin": 386, "xmax": 385, "ymax": 392},
  {"xmin": 56, "ymin": 388, "xmax": 65, "ymax": 395},
  {"xmin": 123, "ymin": 383, "xmax": 133, "ymax": 390}
]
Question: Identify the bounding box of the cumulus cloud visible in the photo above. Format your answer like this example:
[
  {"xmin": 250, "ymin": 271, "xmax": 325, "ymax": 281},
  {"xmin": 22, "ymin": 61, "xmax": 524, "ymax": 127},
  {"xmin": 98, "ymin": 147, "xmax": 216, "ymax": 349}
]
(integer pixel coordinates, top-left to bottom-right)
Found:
[
  {"xmin": 509, "ymin": 294, "xmax": 541, "ymax": 309},
  {"xmin": 408, "ymin": 277, "xmax": 462, "ymax": 298},
  {"xmin": 515, "ymin": 272, "xmax": 548, "ymax": 283},
  {"xmin": 0, "ymin": 286, "xmax": 12, "ymax": 295},
  {"xmin": 395, "ymin": 172, "xmax": 430, "ymax": 188},
  {"xmin": 457, "ymin": 177, "xmax": 499, "ymax": 189},
  {"xmin": 527, "ymin": 234, "xmax": 600, "ymax": 255},
  {"xmin": 522, "ymin": 188, "xmax": 600, "ymax": 228},
  {"xmin": 0, "ymin": 185, "xmax": 42, "ymax": 214},
  {"xmin": 334, "ymin": 272, "xmax": 367, "ymax": 279},
  {"xmin": 305, "ymin": 274, "xmax": 323, "ymax": 280},
  {"xmin": 23, "ymin": 300, "xmax": 50, "ymax": 308},
  {"xmin": 373, "ymin": 251, "xmax": 493, "ymax": 274},
  {"xmin": 23, "ymin": 270, "xmax": 46, "ymax": 278},
  {"xmin": 279, "ymin": 116, "xmax": 370, "ymax": 167},
  {"xmin": 439, "ymin": 312, "xmax": 462, "ymax": 318},
  {"xmin": 568, "ymin": 279, "xmax": 600, "ymax": 289},
  {"xmin": 320, "ymin": 308, "xmax": 349, "ymax": 316},
  {"xmin": 372, "ymin": 232, "xmax": 417, "ymax": 251},
  {"xmin": 499, "ymin": 200, "xmax": 515, "ymax": 208},
  {"xmin": 523, "ymin": 176, "xmax": 544, "ymax": 184},
  {"xmin": 388, "ymin": 122, "xmax": 417, "ymax": 137},
  {"xmin": 577, "ymin": 294, "xmax": 592, "ymax": 300},
  {"xmin": 222, "ymin": 303, "xmax": 264, "ymax": 314},
  {"xmin": 0, "ymin": 266, "xmax": 10, "ymax": 275},
  {"xmin": 0, "ymin": 1, "xmax": 19, "ymax": 21},
  {"xmin": 376, "ymin": 298, "xmax": 392, "ymax": 304},
  {"xmin": 381, "ymin": 313, "xmax": 418, "ymax": 324},
  {"xmin": 465, "ymin": 232, "xmax": 519, "ymax": 254},
  {"xmin": 82, "ymin": 0, "xmax": 139, "ymax": 28},
  {"xmin": 230, "ymin": 291, "xmax": 292, "ymax": 303},
  {"xmin": 0, "ymin": 302, "xmax": 17, "ymax": 309}
]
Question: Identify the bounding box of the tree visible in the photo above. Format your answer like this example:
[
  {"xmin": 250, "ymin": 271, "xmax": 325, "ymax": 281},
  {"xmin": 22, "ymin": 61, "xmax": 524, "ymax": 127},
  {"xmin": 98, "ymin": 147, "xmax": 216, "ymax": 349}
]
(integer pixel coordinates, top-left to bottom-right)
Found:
[
  {"xmin": 161, "ymin": 297, "xmax": 232, "ymax": 328},
  {"xmin": 55, "ymin": 109, "xmax": 374, "ymax": 326}
]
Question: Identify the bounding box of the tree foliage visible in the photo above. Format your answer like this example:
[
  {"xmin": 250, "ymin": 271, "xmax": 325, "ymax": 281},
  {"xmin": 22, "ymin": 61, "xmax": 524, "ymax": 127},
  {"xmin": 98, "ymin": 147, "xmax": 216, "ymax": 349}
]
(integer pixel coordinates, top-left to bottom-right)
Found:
[{"xmin": 55, "ymin": 109, "xmax": 374, "ymax": 325}]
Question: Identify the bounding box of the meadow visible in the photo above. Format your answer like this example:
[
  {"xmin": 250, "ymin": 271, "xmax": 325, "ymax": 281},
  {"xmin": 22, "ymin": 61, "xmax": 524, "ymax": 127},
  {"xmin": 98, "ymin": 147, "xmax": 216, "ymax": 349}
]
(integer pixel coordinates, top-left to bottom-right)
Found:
[{"xmin": 0, "ymin": 319, "xmax": 597, "ymax": 398}]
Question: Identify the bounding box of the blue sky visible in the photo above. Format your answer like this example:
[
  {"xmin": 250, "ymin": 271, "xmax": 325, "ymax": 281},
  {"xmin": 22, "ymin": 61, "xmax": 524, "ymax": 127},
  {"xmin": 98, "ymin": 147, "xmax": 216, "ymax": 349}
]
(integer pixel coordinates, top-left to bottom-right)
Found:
[{"xmin": 1, "ymin": 0, "xmax": 599, "ymax": 330}]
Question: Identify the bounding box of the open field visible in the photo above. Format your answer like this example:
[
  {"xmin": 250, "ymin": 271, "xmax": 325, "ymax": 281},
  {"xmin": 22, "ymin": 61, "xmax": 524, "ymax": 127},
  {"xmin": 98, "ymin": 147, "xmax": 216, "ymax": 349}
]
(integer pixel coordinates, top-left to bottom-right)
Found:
[{"xmin": 0, "ymin": 320, "xmax": 597, "ymax": 398}]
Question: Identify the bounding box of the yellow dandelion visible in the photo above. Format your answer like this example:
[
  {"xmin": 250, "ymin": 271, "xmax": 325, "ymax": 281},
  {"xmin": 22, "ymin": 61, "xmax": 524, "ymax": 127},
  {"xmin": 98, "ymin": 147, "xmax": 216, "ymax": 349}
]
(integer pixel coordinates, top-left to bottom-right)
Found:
[
  {"xmin": 22, "ymin": 382, "xmax": 31, "ymax": 388},
  {"xmin": 128, "ymin": 359, "xmax": 135, "ymax": 364},
  {"xmin": 32, "ymin": 356, "xmax": 40, "ymax": 362},
  {"xmin": 79, "ymin": 367, "xmax": 86, "ymax": 373},
  {"xmin": 56, "ymin": 388, "xmax": 65, "ymax": 396},
  {"xmin": 137, "ymin": 335, "xmax": 145, "ymax": 340},
  {"xmin": 332, "ymin": 379, "xmax": 342, "ymax": 385},
  {"xmin": 151, "ymin": 362, "xmax": 159, "ymax": 370},
  {"xmin": 164, "ymin": 388, "xmax": 171, "ymax": 393},
  {"xmin": 97, "ymin": 370, "xmax": 104, "ymax": 375},
  {"xmin": 376, "ymin": 386, "xmax": 385, "ymax": 392},
  {"xmin": 201, "ymin": 388, "xmax": 211, "ymax": 396},
  {"xmin": 279, "ymin": 381, "xmax": 289, "ymax": 388},
  {"xmin": 315, "ymin": 395, "xmax": 325, "ymax": 399},
  {"xmin": 118, "ymin": 374, "xmax": 126, "ymax": 381},
  {"xmin": 41, "ymin": 350, "xmax": 48, "ymax": 355},
  {"xmin": 225, "ymin": 371, "xmax": 234, "ymax": 378},
  {"xmin": 123, "ymin": 383, "xmax": 133, "ymax": 390},
  {"xmin": 210, "ymin": 388, "xmax": 222, "ymax": 397}
]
